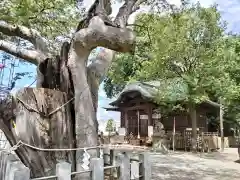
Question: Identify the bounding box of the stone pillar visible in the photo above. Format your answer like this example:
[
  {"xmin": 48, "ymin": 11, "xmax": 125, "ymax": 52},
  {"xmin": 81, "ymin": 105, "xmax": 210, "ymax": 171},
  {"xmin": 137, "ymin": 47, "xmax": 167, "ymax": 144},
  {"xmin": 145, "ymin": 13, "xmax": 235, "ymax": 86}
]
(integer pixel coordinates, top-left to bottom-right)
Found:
[
  {"xmin": 56, "ymin": 162, "xmax": 71, "ymax": 180},
  {"xmin": 148, "ymin": 126, "xmax": 153, "ymax": 138}
]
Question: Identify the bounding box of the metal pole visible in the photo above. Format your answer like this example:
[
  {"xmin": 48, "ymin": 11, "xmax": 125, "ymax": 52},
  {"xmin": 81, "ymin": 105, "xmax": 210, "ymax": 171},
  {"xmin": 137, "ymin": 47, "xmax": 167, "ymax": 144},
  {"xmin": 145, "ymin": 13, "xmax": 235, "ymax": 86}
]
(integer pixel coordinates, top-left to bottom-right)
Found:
[
  {"xmin": 220, "ymin": 102, "xmax": 224, "ymax": 152},
  {"xmin": 173, "ymin": 116, "xmax": 176, "ymax": 152}
]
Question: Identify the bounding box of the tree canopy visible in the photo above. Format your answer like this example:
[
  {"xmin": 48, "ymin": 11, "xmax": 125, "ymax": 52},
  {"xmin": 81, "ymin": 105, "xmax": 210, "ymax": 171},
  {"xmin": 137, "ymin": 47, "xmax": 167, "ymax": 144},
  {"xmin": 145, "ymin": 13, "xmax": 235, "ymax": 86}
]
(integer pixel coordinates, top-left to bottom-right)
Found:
[
  {"xmin": 104, "ymin": 3, "xmax": 240, "ymax": 134},
  {"xmin": 105, "ymin": 3, "xmax": 239, "ymax": 104},
  {"xmin": 0, "ymin": 0, "xmax": 81, "ymax": 38}
]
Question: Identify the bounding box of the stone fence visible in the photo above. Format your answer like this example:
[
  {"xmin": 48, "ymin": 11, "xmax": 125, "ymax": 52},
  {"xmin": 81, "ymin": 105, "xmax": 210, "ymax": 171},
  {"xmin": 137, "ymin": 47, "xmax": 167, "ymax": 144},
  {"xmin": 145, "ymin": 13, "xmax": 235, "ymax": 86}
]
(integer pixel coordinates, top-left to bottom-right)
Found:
[{"xmin": 0, "ymin": 146, "xmax": 151, "ymax": 180}]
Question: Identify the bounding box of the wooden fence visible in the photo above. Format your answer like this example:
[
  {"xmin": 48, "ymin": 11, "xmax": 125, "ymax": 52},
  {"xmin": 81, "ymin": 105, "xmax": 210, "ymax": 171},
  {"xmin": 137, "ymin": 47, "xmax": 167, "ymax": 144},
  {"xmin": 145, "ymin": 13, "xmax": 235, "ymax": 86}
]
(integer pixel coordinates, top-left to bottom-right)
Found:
[{"xmin": 0, "ymin": 147, "xmax": 151, "ymax": 180}]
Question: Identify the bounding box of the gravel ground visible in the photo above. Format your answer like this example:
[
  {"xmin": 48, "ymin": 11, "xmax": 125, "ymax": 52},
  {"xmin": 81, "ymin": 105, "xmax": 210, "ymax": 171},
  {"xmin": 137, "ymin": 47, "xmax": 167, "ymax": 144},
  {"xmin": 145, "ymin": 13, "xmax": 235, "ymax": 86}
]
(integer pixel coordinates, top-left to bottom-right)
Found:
[{"xmin": 151, "ymin": 148, "xmax": 240, "ymax": 180}]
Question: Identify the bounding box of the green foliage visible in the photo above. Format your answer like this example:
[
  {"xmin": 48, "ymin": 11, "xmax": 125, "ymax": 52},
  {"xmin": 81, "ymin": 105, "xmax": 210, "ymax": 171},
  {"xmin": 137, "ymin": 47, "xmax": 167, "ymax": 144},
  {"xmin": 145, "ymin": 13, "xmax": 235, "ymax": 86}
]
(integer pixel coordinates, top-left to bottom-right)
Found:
[
  {"xmin": 219, "ymin": 35, "xmax": 240, "ymax": 127},
  {"xmin": 135, "ymin": 4, "xmax": 229, "ymax": 103},
  {"xmin": 105, "ymin": 119, "xmax": 116, "ymax": 133},
  {"xmin": 0, "ymin": 0, "xmax": 83, "ymax": 38},
  {"xmin": 104, "ymin": 25, "xmax": 152, "ymax": 98},
  {"xmin": 105, "ymin": 3, "xmax": 231, "ymax": 103},
  {"xmin": 105, "ymin": 2, "xmax": 240, "ymax": 127}
]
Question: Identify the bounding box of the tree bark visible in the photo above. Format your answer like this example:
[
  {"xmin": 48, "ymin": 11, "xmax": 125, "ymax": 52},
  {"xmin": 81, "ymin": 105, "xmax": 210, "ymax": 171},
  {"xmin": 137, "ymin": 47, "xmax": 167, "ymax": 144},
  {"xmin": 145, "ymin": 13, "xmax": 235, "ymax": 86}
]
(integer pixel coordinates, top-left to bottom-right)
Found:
[
  {"xmin": 13, "ymin": 88, "xmax": 74, "ymax": 178},
  {"xmin": 0, "ymin": 40, "xmax": 44, "ymax": 64},
  {"xmin": 189, "ymin": 103, "xmax": 197, "ymax": 152},
  {"xmin": 220, "ymin": 101, "xmax": 224, "ymax": 152}
]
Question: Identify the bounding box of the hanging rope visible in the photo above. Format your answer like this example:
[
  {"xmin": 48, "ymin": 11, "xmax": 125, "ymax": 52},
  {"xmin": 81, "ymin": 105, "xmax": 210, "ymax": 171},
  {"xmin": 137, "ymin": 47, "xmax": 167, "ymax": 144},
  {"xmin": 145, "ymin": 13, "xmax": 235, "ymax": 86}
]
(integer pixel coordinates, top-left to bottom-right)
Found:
[
  {"xmin": 15, "ymin": 96, "xmax": 75, "ymax": 117},
  {"xmin": 0, "ymin": 140, "xmax": 148, "ymax": 153}
]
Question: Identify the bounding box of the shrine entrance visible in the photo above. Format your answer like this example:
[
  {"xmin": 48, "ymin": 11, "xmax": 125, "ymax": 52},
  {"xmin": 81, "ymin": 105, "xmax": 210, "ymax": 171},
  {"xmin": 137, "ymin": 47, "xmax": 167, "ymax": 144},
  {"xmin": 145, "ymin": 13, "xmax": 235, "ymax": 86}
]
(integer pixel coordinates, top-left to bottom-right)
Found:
[{"xmin": 127, "ymin": 110, "xmax": 149, "ymax": 137}]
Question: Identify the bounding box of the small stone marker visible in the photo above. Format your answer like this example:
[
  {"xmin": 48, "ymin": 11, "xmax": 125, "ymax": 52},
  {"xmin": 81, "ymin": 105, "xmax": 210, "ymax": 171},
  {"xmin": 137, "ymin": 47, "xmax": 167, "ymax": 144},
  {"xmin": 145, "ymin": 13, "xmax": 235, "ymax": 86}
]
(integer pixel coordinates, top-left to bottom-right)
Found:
[
  {"xmin": 117, "ymin": 152, "xmax": 130, "ymax": 180},
  {"xmin": 131, "ymin": 161, "xmax": 139, "ymax": 179},
  {"xmin": 56, "ymin": 162, "xmax": 71, "ymax": 180},
  {"xmin": 90, "ymin": 158, "xmax": 104, "ymax": 180},
  {"xmin": 139, "ymin": 152, "xmax": 151, "ymax": 180}
]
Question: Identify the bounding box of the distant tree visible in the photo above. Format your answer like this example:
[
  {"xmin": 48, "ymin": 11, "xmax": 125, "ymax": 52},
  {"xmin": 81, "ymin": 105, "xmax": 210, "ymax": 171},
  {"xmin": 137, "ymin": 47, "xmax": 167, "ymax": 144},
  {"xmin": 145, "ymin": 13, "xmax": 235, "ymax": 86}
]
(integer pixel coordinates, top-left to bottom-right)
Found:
[{"xmin": 105, "ymin": 119, "xmax": 116, "ymax": 134}]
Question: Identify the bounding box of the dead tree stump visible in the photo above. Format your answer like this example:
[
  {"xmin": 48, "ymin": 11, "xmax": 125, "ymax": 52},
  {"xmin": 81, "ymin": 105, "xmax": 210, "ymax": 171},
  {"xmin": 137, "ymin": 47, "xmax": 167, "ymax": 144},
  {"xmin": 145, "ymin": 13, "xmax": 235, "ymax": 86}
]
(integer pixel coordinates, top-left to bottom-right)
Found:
[{"xmin": 13, "ymin": 88, "xmax": 74, "ymax": 177}]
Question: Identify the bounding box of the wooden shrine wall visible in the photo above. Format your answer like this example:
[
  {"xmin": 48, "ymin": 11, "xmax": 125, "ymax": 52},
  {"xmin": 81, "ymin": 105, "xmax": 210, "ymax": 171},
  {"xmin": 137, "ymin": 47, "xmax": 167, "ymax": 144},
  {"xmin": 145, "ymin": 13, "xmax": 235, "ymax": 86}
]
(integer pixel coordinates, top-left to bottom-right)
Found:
[{"xmin": 161, "ymin": 106, "xmax": 209, "ymax": 132}]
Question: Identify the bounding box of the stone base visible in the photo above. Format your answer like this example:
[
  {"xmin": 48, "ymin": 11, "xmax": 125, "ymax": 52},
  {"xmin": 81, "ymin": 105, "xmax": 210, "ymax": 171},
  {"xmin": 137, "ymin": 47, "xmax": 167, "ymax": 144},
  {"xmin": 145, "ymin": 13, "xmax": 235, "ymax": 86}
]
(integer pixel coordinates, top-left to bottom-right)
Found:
[
  {"xmin": 129, "ymin": 139, "xmax": 141, "ymax": 146},
  {"xmin": 109, "ymin": 135, "xmax": 125, "ymax": 144},
  {"xmin": 152, "ymin": 136, "xmax": 169, "ymax": 154}
]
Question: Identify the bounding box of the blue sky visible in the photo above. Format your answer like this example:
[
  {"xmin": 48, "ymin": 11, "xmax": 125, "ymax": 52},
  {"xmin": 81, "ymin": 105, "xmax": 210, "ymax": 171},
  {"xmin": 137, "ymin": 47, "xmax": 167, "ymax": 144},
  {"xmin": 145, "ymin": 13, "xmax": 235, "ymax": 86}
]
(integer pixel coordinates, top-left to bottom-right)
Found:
[{"xmin": 1, "ymin": 0, "xmax": 240, "ymax": 123}]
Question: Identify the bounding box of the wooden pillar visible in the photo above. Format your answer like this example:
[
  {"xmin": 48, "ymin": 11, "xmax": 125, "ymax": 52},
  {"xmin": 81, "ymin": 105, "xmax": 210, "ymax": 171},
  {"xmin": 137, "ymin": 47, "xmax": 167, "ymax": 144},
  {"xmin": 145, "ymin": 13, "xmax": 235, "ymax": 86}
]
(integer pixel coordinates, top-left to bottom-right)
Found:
[
  {"xmin": 124, "ymin": 110, "xmax": 128, "ymax": 135},
  {"xmin": 148, "ymin": 105, "xmax": 153, "ymax": 126},
  {"xmin": 121, "ymin": 111, "xmax": 125, "ymax": 127}
]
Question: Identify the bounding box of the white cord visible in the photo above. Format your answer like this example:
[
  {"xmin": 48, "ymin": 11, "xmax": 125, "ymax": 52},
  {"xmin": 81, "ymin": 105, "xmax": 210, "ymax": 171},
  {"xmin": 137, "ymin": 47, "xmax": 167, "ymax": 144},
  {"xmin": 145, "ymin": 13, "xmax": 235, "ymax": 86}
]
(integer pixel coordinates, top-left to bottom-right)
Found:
[{"xmin": 1, "ymin": 140, "xmax": 148, "ymax": 152}]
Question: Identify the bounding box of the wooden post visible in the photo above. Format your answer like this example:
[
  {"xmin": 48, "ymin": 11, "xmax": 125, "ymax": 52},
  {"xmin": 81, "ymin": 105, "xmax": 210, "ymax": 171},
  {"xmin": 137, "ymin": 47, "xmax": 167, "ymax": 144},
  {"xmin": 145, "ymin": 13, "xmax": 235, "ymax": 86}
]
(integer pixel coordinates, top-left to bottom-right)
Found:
[
  {"xmin": 56, "ymin": 162, "xmax": 71, "ymax": 180},
  {"xmin": 124, "ymin": 110, "xmax": 128, "ymax": 135},
  {"xmin": 90, "ymin": 158, "xmax": 104, "ymax": 180},
  {"xmin": 148, "ymin": 105, "xmax": 153, "ymax": 126},
  {"xmin": 139, "ymin": 152, "xmax": 151, "ymax": 180},
  {"xmin": 117, "ymin": 152, "xmax": 130, "ymax": 180},
  {"xmin": 220, "ymin": 102, "xmax": 224, "ymax": 152}
]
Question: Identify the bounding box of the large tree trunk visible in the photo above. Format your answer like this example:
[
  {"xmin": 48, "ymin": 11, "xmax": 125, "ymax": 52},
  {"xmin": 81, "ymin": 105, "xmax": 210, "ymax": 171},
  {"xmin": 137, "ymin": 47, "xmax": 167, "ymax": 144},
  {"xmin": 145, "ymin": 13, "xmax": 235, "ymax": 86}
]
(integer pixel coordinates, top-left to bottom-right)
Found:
[
  {"xmin": 14, "ymin": 88, "xmax": 74, "ymax": 177},
  {"xmin": 0, "ymin": 0, "xmax": 143, "ymax": 179},
  {"xmin": 67, "ymin": 49, "xmax": 99, "ymax": 179}
]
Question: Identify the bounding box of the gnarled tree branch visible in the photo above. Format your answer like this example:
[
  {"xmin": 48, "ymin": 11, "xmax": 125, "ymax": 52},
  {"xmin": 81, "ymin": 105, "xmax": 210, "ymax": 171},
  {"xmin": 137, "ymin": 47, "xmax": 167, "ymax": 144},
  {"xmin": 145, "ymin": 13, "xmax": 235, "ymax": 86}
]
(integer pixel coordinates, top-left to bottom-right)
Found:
[
  {"xmin": 0, "ymin": 40, "xmax": 45, "ymax": 65},
  {"xmin": 132, "ymin": 0, "xmax": 146, "ymax": 13},
  {"xmin": 87, "ymin": 0, "xmax": 145, "ymax": 83},
  {"xmin": 84, "ymin": 1, "xmax": 144, "ymax": 128},
  {"xmin": 0, "ymin": 21, "xmax": 49, "ymax": 55},
  {"xmin": 115, "ymin": 0, "xmax": 139, "ymax": 28},
  {"xmin": 74, "ymin": 17, "xmax": 135, "ymax": 55}
]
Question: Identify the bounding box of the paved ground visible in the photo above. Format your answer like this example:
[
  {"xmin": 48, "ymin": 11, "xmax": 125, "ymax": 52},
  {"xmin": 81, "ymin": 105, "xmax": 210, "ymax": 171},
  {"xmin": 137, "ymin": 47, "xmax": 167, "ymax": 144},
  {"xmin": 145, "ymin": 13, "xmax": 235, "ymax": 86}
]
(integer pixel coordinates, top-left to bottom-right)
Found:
[{"xmin": 151, "ymin": 148, "xmax": 240, "ymax": 180}]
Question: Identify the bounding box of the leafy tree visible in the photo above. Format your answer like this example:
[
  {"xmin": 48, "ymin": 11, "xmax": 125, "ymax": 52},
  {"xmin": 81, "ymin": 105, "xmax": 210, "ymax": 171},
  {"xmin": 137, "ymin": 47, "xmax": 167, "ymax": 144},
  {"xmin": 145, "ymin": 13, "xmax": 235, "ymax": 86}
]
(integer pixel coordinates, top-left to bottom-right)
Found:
[
  {"xmin": 105, "ymin": 3, "xmax": 236, "ymax": 151},
  {"xmin": 105, "ymin": 118, "xmax": 116, "ymax": 134},
  {"xmin": 219, "ymin": 35, "xmax": 240, "ymax": 130},
  {"xmin": 0, "ymin": 0, "xmax": 180, "ymax": 178}
]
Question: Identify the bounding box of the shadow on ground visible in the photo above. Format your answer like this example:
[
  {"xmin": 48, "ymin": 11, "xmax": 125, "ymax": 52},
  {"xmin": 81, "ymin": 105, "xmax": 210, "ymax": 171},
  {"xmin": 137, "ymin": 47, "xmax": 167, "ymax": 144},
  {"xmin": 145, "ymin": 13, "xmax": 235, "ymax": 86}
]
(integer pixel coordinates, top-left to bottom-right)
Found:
[{"xmin": 151, "ymin": 148, "xmax": 240, "ymax": 180}]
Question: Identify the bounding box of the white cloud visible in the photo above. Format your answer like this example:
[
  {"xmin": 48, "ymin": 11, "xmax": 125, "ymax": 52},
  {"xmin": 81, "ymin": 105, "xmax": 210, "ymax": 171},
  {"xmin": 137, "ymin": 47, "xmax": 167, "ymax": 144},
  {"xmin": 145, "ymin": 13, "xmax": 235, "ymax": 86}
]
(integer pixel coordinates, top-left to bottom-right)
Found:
[{"xmin": 195, "ymin": 0, "xmax": 216, "ymax": 7}]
